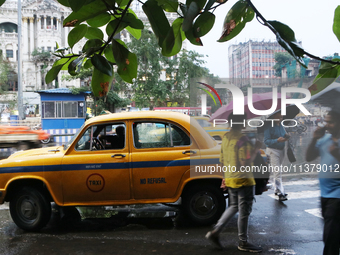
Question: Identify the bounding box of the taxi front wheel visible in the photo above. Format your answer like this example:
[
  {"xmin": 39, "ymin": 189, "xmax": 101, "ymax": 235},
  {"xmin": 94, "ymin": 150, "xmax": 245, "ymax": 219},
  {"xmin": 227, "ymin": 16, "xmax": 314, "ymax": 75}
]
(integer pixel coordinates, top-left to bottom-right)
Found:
[
  {"xmin": 181, "ymin": 184, "xmax": 226, "ymax": 225},
  {"xmin": 10, "ymin": 187, "xmax": 51, "ymax": 231}
]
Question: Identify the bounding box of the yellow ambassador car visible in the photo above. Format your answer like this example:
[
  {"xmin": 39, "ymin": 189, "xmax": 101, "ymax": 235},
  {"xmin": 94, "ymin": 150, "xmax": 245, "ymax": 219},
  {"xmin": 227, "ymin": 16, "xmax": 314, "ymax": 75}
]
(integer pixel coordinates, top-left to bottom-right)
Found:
[
  {"xmin": 0, "ymin": 111, "xmax": 226, "ymax": 231},
  {"xmin": 193, "ymin": 116, "xmax": 229, "ymax": 142}
]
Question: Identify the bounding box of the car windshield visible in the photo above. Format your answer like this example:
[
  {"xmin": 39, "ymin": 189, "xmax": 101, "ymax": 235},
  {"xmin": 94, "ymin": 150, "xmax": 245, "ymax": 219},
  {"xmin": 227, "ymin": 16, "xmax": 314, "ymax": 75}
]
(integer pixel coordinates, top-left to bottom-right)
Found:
[{"xmin": 63, "ymin": 123, "xmax": 85, "ymax": 150}]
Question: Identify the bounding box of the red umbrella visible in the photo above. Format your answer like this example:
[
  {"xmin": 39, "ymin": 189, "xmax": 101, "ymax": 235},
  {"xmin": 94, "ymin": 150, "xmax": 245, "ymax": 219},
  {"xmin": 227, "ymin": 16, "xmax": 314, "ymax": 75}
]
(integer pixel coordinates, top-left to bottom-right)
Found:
[{"xmin": 209, "ymin": 92, "xmax": 283, "ymax": 121}]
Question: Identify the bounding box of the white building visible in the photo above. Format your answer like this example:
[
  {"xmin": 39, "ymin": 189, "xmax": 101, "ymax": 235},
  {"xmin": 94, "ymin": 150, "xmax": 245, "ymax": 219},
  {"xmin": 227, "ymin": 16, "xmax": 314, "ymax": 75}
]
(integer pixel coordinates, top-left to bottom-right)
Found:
[{"xmin": 0, "ymin": 0, "xmax": 83, "ymax": 116}]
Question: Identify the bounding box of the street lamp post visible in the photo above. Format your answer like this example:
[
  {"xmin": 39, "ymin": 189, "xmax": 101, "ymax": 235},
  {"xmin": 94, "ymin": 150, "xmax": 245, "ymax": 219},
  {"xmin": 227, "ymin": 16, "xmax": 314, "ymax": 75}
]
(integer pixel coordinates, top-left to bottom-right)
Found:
[{"xmin": 17, "ymin": 0, "xmax": 24, "ymax": 120}]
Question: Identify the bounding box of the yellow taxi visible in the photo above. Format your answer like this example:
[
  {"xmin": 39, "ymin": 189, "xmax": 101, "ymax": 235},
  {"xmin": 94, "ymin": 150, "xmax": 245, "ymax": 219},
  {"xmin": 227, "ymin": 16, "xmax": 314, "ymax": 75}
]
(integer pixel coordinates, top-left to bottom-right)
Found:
[
  {"xmin": 0, "ymin": 111, "xmax": 226, "ymax": 231},
  {"xmin": 192, "ymin": 116, "xmax": 229, "ymax": 142}
]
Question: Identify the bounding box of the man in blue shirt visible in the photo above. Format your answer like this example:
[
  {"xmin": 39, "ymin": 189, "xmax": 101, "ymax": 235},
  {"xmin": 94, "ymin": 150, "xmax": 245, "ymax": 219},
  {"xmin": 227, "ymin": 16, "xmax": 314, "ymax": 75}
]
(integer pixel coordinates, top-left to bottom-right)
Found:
[
  {"xmin": 264, "ymin": 111, "xmax": 289, "ymax": 201},
  {"xmin": 306, "ymin": 110, "xmax": 340, "ymax": 255}
]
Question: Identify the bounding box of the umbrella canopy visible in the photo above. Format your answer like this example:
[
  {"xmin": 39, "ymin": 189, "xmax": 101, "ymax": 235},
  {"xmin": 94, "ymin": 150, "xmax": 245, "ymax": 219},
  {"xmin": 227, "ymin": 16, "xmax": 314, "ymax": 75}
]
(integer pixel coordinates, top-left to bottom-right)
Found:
[
  {"xmin": 209, "ymin": 92, "xmax": 283, "ymax": 121},
  {"xmin": 268, "ymin": 104, "xmax": 300, "ymax": 120},
  {"xmin": 310, "ymin": 82, "xmax": 340, "ymax": 110}
]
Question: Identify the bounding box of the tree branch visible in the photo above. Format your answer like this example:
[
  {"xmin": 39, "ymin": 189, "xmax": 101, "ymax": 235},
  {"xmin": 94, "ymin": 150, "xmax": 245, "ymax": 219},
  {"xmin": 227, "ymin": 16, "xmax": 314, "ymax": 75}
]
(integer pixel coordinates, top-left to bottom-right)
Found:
[{"xmin": 245, "ymin": 0, "xmax": 340, "ymax": 65}]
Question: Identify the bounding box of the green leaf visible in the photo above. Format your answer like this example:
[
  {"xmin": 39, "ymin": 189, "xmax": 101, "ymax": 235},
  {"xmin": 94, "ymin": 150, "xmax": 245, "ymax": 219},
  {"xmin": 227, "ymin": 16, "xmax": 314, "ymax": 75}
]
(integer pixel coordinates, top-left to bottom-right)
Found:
[
  {"xmin": 185, "ymin": 27, "xmax": 203, "ymax": 46},
  {"xmin": 91, "ymin": 67, "xmax": 114, "ymax": 97},
  {"xmin": 68, "ymin": 56, "xmax": 84, "ymax": 76},
  {"xmin": 333, "ymin": 6, "xmax": 340, "ymax": 43},
  {"xmin": 56, "ymin": 42, "xmax": 60, "ymax": 49},
  {"xmin": 318, "ymin": 60, "xmax": 339, "ymax": 74},
  {"xmin": 276, "ymin": 36, "xmax": 306, "ymax": 68},
  {"xmin": 309, "ymin": 65, "xmax": 340, "ymax": 96},
  {"xmin": 87, "ymin": 12, "xmax": 111, "ymax": 28},
  {"xmin": 117, "ymin": 0, "xmax": 130, "ymax": 7},
  {"xmin": 143, "ymin": 0, "xmax": 171, "ymax": 47},
  {"xmin": 268, "ymin": 20, "xmax": 306, "ymax": 59},
  {"xmin": 84, "ymin": 58, "xmax": 93, "ymax": 69},
  {"xmin": 193, "ymin": 12, "xmax": 215, "ymax": 37},
  {"xmin": 106, "ymin": 19, "xmax": 128, "ymax": 37},
  {"xmin": 182, "ymin": 1, "xmax": 199, "ymax": 32},
  {"xmin": 180, "ymin": 3, "xmax": 188, "ymax": 16},
  {"xmin": 53, "ymin": 57, "xmax": 70, "ymax": 67},
  {"xmin": 68, "ymin": 24, "xmax": 88, "ymax": 48},
  {"xmin": 289, "ymin": 41, "xmax": 305, "ymax": 58},
  {"xmin": 186, "ymin": 0, "xmax": 206, "ymax": 11},
  {"xmin": 61, "ymin": 56, "xmax": 78, "ymax": 70},
  {"xmin": 56, "ymin": 0, "xmax": 70, "ymax": 7},
  {"xmin": 268, "ymin": 21, "xmax": 296, "ymax": 42},
  {"xmin": 156, "ymin": 0, "xmax": 179, "ymax": 12},
  {"xmin": 82, "ymin": 39, "xmax": 103, "ymax": 56},
  {"xmin": 123, "ymin": 13, "xmax": 144, "ymax": 29},
  {"xmin": 218, "ymin": 0, "xmax": 254, "ymax": 42},
  {"xmin": 69, "ymin": 0, "xmax": 86, "ymax": 12},
  {"xmin": 126, "ymin": 26, "xmax": 142, "ymax": 40},
  {"xmin": 45, "ymin": 64, "xmax": 63, "ymax": 84},
  {"xmin": 204, "ymin": 0, "xmax": 215, "ymax": 12},
  {"xmin": 91, "ymin": 54, "xmax": 113, "ymax": 77},
  {"xmin": 112, "ymin": 40, "xmax": 137, "ymax": 83},
  {"xmin": 63, "ymin": 0, "xmax": 108, "ymax": 27},
  {"xmin": 104, "ymin": 45, "xmax": 116, "ymax": 63},
  {"xmin": 162, "ymin": 18, "xmax": 184, "ymax": 56},
  {"xmin": 85, "ymin": 27, "xmax": 104, "ymax": 40}
]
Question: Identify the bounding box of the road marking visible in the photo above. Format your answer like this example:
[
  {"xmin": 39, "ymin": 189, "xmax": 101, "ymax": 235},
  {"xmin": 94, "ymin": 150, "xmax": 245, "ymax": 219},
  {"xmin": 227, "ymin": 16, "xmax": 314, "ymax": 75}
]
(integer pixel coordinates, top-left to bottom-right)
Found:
[
  {"xmin": 305, "ymin": 208, "xmax": 322, "ymax": 218},
  {"xmin": 268, "ymin": 190, "xmax": 320, "ymax": 200},
  {"xmin": 282, "ymin": 180, "xmax": 319, "ymax": 186},
  {"xmin": 0, "ymin": 204, "xmax": 9, "ymax": 210},
  {"xmin": 268, "ymin": 248, "xmax": 296, "ymax": 254}
]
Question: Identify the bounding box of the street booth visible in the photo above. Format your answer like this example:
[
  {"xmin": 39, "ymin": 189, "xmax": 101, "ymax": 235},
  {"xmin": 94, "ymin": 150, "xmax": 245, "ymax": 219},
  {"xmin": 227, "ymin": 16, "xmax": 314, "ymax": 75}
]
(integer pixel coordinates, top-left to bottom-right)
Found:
[{"xmin": 37, "ymin": 88, "xmax": 89, "ymax": 144}]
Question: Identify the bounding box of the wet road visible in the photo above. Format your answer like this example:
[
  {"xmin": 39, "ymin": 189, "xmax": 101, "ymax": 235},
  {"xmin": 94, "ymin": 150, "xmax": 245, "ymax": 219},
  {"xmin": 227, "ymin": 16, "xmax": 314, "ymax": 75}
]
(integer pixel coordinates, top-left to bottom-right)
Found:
[{"xmin": 0, "ymin": 125, "xmax": 326, "ymax": 255}]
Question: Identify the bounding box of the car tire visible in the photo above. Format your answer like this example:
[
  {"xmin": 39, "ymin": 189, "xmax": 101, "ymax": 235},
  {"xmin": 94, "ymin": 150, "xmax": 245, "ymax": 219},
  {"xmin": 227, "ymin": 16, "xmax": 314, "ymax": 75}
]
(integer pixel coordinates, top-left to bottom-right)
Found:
[
  {"xmin": 181, "ymin": 184, "xmax": 226, "ymax": 226},
  {"xmin": 40, "ymin": 138, "xmax": 51, "ymax": 144},
  {"xmin": 10, "ymin": 187, "xmax": 51, "ymax": 231}
]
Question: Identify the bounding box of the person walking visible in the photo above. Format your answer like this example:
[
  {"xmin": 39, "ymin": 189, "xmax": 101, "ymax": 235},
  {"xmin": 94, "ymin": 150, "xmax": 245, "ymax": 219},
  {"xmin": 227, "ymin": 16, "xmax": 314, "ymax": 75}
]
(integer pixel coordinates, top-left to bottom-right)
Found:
[
  {"xmin": 264, "ymin": 111, "xmax": 289, "ymax": 201},
  {"xmin": 205, "ymin": 113, "xmax": 262, "ymax": 253},
  {"xmin": 306, "ymin": 110, "xmax": 340, "ymax": 255}
]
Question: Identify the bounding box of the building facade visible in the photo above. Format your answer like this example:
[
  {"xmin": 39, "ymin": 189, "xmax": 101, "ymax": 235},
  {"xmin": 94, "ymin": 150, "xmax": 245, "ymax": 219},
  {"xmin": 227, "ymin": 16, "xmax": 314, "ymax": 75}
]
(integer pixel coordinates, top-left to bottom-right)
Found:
[{"xmin": 0, "ymin": 0, "xmax": 84, "ymax": 117}]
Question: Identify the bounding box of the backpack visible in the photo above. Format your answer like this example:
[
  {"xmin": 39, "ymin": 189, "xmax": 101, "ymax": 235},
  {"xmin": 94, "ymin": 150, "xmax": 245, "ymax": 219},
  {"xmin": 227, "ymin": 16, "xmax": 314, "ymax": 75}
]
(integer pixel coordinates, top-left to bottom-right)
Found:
[{"xmin": 236, "ymin": 136, "xmax": 269, "ymax": 195}]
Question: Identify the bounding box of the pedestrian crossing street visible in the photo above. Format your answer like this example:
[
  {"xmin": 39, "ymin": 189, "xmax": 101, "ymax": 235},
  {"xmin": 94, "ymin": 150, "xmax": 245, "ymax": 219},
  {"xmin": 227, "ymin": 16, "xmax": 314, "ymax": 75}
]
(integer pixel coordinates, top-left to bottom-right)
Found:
[{"xmin": 267, "ymin": 179, "xmax": 323, "ymax": 218}]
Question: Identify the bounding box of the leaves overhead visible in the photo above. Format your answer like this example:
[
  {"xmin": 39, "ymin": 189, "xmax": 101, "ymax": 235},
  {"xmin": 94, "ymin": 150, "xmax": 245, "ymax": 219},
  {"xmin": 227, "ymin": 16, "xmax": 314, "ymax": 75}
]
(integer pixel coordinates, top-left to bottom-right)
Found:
[
  {"xmin": 36, "ymin": 0, "xmax": 340, "ymax": 99},
  {"xmin": 218, "ymin": 0, "xmax": 254, "ymax": 42}
]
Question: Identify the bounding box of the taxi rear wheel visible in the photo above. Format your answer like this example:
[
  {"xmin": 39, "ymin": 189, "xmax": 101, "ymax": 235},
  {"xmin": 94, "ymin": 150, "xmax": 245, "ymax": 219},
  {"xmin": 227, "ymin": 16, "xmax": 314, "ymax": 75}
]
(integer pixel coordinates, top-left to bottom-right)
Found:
[
  {"xmin": 10, "ymin": 187, "xmax": 51, "ymax": 231},
  {"xmin": 181, "ymin": 184, "xmax": 226, "ymax": 225}
]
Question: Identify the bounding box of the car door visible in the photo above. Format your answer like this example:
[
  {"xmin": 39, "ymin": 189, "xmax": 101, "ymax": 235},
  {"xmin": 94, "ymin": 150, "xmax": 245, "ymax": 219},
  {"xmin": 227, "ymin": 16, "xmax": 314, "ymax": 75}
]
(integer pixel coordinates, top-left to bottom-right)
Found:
[
  {"xmin": 131, "ymin": 120, "xmax": 195, "ymax": 200},
  {"xmin": 61, "ymin": 122, "xmax": 131, "ymax": 204}
]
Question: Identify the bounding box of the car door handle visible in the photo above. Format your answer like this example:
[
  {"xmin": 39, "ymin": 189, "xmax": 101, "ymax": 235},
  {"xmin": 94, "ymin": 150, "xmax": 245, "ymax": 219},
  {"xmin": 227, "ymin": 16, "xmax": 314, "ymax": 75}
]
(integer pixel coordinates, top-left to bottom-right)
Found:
[
  {"xmin": 182, "ymin": 150, "xmax": 197, "ymax": 155},
  {"xmin": 111, "ymin": 154, "xmax": 126, "ymax": 158}
]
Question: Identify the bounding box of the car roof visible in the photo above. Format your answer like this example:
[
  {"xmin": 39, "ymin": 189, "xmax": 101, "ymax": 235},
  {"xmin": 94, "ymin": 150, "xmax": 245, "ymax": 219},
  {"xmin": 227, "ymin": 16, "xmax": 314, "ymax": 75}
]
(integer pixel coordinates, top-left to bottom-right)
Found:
[{"xmin": 86, "ymin": 111, "xmax": 190, "ymax": 125}]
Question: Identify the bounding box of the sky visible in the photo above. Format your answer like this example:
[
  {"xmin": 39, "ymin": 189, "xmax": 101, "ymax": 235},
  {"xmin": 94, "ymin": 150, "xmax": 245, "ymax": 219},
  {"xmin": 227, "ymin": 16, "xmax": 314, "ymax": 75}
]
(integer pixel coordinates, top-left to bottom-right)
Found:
[{"xmin": 186, "ymin": 0, "xmax": 340, "ymax": 78}]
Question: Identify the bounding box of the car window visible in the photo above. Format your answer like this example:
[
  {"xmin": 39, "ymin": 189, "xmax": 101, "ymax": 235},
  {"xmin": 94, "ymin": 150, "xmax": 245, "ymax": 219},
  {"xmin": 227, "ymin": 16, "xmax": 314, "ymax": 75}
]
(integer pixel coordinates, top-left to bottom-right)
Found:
[
  {"xmin": 75, "ymin": 123, "xmax": 126, "ymax": 151},
  {"xmin": 133, "ymin": 122, "xmax": 190, "ymax": 148},
  {"xmin": 196, "ymin": 119, "xmax": 212, "ymax": 128},
  {"xmin": 75, "ymin": 127, "xmax": 92, "ymax": 151},
  {"xmin": 171, "ymin": 124, "xmax": 191, "ymax": 146}
]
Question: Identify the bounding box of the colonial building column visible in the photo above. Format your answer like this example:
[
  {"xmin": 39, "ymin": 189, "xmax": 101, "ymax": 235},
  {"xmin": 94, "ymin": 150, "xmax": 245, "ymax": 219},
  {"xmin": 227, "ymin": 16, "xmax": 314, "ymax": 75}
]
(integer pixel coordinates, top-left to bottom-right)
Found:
[
  {"xmin": 22, "ymin": 17, "xmax": 29, "ymax": 57},
  {"xmin": 44, "ymin": 15, "xmax": 47, "ymax": 29},
  {"xmin": 29, "ymin": 17, "xmax": 34, "ymax": 54}
]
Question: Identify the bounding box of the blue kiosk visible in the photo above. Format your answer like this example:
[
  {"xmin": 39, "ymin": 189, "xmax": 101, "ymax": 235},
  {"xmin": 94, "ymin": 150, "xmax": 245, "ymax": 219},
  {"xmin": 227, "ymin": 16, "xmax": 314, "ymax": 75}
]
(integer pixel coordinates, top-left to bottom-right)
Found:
[{"xmin": 38, "ymin": 88, "xmax": 90, "ymax": 144}]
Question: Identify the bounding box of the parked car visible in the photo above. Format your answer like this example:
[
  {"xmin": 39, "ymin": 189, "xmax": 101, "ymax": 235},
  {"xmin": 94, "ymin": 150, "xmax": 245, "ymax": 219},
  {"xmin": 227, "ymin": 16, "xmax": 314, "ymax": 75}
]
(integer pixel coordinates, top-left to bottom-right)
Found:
[
  {"xmin": 193, "ymin": 116, "xmax": 229, "ymax": 142},
  {"xmin": 0, "ymin": 111, "xmax": 226, "ymax": 231}
]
